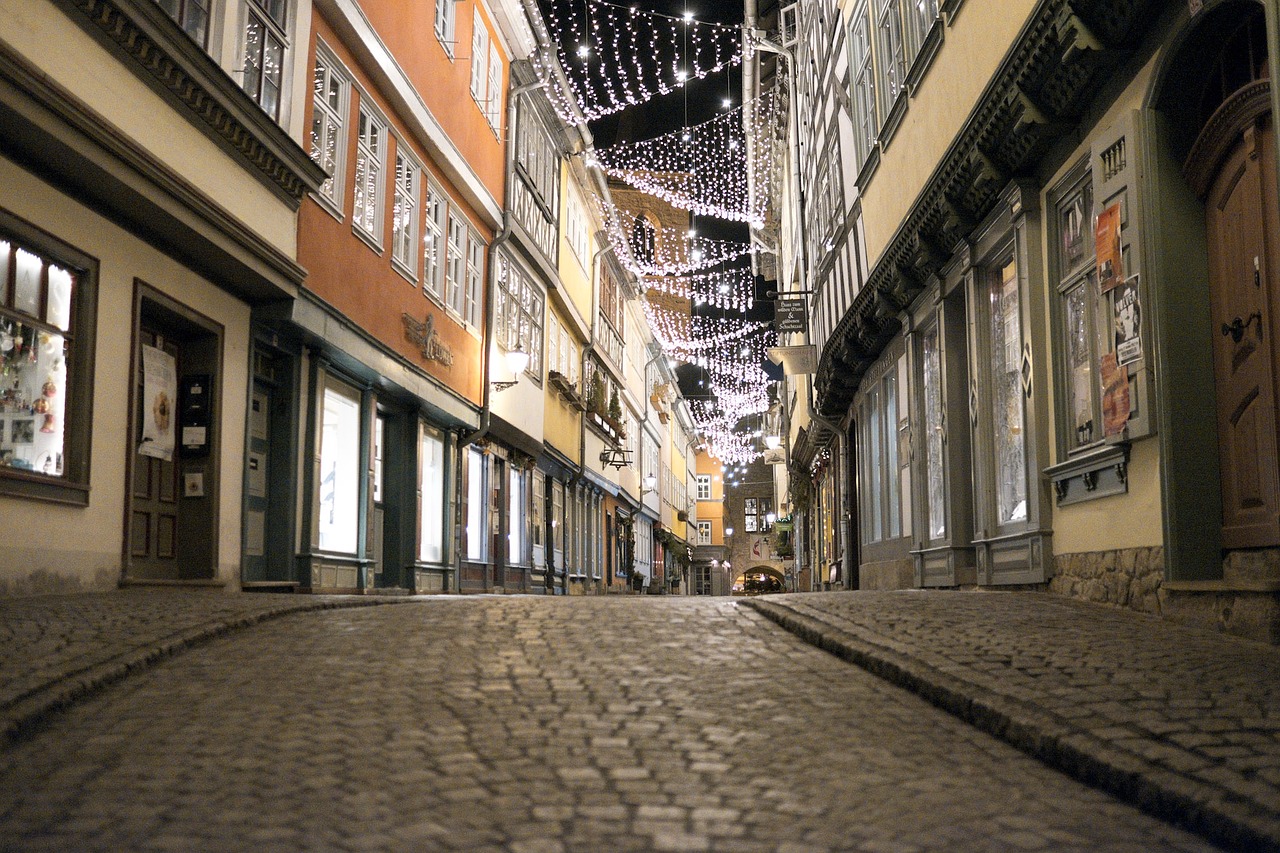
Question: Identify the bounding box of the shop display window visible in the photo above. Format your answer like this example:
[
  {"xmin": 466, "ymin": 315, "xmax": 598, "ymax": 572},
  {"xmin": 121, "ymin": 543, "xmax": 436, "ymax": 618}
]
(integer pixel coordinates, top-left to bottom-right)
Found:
[
  {"xmin": 317, "ymin": 379, "xmax": 361, "ymax": 554},
  {"xmin": 0, "ymin": 234, "xmax": 80, "ymax": 485},
  {"xmin": 419, "ymin": 425, "xmax": 445, "ymax": 563}
]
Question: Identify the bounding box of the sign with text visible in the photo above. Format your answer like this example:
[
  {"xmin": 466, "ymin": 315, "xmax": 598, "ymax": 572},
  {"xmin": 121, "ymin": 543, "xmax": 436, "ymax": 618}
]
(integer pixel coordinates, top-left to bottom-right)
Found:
[{"xmin": 774, "ymin": 298, "xmax": 808, "ymax": 334}]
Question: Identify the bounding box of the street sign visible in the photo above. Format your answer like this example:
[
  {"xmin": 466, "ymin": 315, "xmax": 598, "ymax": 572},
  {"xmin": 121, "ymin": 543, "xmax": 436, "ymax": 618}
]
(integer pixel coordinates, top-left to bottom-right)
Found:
[{"xmin": 774, "ymin": 298, "xmax": 808, "ymax": 334}]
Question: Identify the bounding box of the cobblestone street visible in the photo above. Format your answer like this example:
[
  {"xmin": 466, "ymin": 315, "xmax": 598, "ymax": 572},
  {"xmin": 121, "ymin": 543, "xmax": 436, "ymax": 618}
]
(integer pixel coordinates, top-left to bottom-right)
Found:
[{"xmin": 0, "ymin": 595, "xmax": 1227, "ymax": 852}]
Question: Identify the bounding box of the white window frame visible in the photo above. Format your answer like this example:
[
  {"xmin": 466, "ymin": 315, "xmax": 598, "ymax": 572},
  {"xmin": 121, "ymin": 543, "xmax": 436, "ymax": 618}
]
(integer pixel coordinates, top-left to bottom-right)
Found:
[
  {"xmin": 445, "ymin": 212, "xmax": 466, "ymax": 317},
  {"xmin": 353, "ymin": 98, "xmax": 388, "ymax": 246},
  {"xmin": 423, "ymin": 180, "xmax": 447, "ymax": 302},
  {"xmin": 486, "ymin": 42, "xmax": 503, "ymax": 132},
  {"xmin": 464, "ymin": 447, "xmax": 487, "ymax": 561},
  {"xmin": 875, "ymin": 0, "xmax": 907, "ymax": 119},
  {"xmin": 466, "ymin": 228, "xmax": 485, "ymax": 329},
  {"xmin": 435, "ymin": 0, "xmax": 457, "ymax": 58},
  {"xmin": 471, "ymin": 9, "xmax": 489, "ymax": 107},
  {"xmin": 696, "ymin": 474, "xmax": 711, "ymax": 501},
  {"xmin": 391, "ymin": 145, "xmax": 420, "ymax": 279},
  {"xmin": 697, "ymin": 521, "xmax": 712, "ymax": 544},
  {"xmin": 419, "ymin": 424, "xmax": 447, "ymax": 563},
  {"xmin": 847, "ymin": 2, "xmax": 877, "ymax": 168},
  {"xmin": 310, "ymin": 41, "xmax": 349, "ymax": 213}
]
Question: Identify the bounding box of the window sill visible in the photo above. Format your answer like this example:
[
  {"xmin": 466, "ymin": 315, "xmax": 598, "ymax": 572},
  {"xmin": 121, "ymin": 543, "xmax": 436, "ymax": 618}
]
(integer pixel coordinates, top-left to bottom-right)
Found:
[
  {"xmin": 352, "ymin": 222, "xmax": 384, "ymax": 256},
  {"xmin": 311, "ymin": 191, "xmax": 345, "ymax": 223},
  {"xmin": 1043, "ymin": 442, "xmax": 1129, "ymax": 506},
  {"xmin": 391, "ymin": 257, "xmax": 418, "ymax": 287},
  {"xmin": 0, "ymin": 472, "xmax": 90, "ymax": 506}
]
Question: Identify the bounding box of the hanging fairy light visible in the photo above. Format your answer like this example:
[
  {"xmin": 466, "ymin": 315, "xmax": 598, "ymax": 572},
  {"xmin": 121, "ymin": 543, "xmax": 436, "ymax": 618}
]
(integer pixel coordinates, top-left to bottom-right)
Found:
[
  {"xmin": 587, "ymin": 90, "xmax": 782, "ymax": 226},
  {"xmin": 643, "ymin": 267, "xmax": 755, "ymax": 313},
  {"xmin": 594, "ymin": 197, "xmax": 750, "ymax": 276},
  {"xmin": 534, "ymin": 0, "xmax": 743, "ymax": 125}
]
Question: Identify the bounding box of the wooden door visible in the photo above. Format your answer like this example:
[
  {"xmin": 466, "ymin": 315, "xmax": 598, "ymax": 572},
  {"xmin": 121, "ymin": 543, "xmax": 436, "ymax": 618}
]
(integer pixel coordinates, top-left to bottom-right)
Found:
[
  {"xmin": 131, "ymin": 329, "xmax": 180, "ymax": 576},
  {"xmin": 1208, "ymin": 119, "xmax": 1280, "ymax": 548}
]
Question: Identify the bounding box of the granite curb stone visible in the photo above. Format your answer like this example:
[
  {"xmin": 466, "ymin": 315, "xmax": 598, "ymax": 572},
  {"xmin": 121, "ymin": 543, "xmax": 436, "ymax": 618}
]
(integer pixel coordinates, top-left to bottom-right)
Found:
[{"xmin": 743, "ymin": 592, "xmax": 1280, "ymax": 852}]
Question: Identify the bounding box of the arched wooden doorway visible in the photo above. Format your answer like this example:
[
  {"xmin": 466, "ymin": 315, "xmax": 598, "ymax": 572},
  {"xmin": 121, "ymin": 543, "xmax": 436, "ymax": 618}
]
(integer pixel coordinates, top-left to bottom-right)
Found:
[{"xmin": 1181, "ymin": 6, "xmax": 1278, "ymax": 549}]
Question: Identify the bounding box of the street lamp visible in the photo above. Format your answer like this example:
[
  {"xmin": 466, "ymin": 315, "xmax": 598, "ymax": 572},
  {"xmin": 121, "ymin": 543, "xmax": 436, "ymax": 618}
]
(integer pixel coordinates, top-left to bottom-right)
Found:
[
  {"xmin": 641, "ymin": 473, "xmax": 658, "ymax": 496},
  {"xmin": 492, "ymin": 347, "xmax": 530, "ymax": 392}
]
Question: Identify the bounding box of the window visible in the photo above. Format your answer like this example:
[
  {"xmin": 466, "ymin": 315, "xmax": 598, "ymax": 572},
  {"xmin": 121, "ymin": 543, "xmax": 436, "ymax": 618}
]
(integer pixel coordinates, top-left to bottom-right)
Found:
[
  {"xmin": 1053, "ymin": 170, "xmax": 1101, "ymax": 453},
  {"xmin": 552, "ymin": 478, "xmax": 565, "ymax": 558},
  {"xmin": 372, "ymin": 414, "xmax": 384, "ymax": 504},
  {"xmin": 696, "ymin": 474, "xmax": 711, "ymax": 501},
  {"xmin": 875, "ymin": 0, "xmax": 907, "ymax": 117},
  {"xmin": 466, "ymin": 228, "xmax": 485, "ymax": 329},
  {"xmin": 531, "ymin": 469, "xmax": 545, "ymax": 550},
  {"xmin": 435, "ymin": 0, "xmax": 457, "ymax": 57},
  {"xmin": 464, "ymin": 447, "xmax": 487, "ymax": 561},
  {"xmin": 310, "ymin": 44, "xmax": 349, "ymax": 209},
  {"xmin": 495, "ymin": 253, "xmax": 544, "ymax": 379},
  {"xmin": 391, "ymin": 148, "xmax": 420, "ymax": 276},
  {"xmin": 902, "ymin": 0, "xmax": 939, "ymax": 60},
  {"xmin": 990, "ymin": 257, "xmax": 1027, "ymax": 524},
  {"xmin": 419, "ymin": 425, "xmax": 446, "ymax": 563},
  {"xmin": 744, "ymin": 497, "xmax": 773, "ymax": 533},
  {"xmin": 508, "ymin": 466, "xmax": 525, "ymax": 565},
  {"xmin": 859, "ymin": 351, "xmax": 907, "ymax": 544},
  {"xmin": 158, "ymin": 0, "xmax": 210, "ymax": 47},
  {"xmin": 470, "ymin": 9, "xmax": 489, "ymax": 107},
  {"xmin": 566, "ymin": 186, "xmax": 592, "ymax": 267},
  {"xmin": 697, "ymin": 521, "xmax": 712, "ymax": 544},
  {"xmin": 0, "ymin": 216, "xmax": 95, "ymax": 503},
  {"xmin": 920, "ymin": 318, "xmax": 946, "ymax": 540},
  {"xmin": 242, "ymin": 0, "xmax": 288, "ymax": 121},
  {"xmin": 486, "ymin": 44, "xmax": 503, "ymax": 130},
  {"xmin": 353, "ymin": 103, "xmax": 387, "ymax": 243},
  {"xmin": 445, "ymin": 213, "xmax": 466, "ymax": 316},
  {"xmin": 318, "ymin": 378, "xmax": 361, "ymax": 554},
  {"xmin": 847, "ymin": 3, "xmax": 876, "ymax": 166},
  {"xmin": 423, "ymin": 181, "xmax": 447, "ymax": 301}
]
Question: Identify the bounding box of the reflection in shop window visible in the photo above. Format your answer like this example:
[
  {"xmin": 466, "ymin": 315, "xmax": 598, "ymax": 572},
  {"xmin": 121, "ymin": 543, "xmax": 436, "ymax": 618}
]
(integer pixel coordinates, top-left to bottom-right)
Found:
[
  {"xmin": 318, "ymin": 381, "xmax": 360, "ymax": 553},
  {"xmin": 0, "ymin": 240, "xmax": 75, "ymax": 479},
  {"xmin": 420, "ymin": 426, "xmax": 445, "ymax": 563},
  {"xmin": 921, "ymin": 320, "xmax": 946, "ymax": 540},
  {"xmin": 990, "ymin": 259, "xmax": 1027, "ymax": 524}
]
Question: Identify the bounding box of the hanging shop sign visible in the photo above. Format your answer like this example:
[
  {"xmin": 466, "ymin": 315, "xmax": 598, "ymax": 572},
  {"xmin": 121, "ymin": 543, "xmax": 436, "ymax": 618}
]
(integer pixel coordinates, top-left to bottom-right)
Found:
[{"xmin": 774, "ymin": 298, "xmax": 808, "ymax": 334}]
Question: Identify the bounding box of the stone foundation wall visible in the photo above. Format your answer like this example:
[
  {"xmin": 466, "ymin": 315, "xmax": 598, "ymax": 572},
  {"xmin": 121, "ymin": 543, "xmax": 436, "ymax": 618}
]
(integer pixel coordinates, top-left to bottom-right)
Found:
[
  {"xmin": 858, "ymin": 558, "xmax": 915, "ymax": 591},
  {"xmin": 1050, "ymin": 547, "xmax": 1165, "ymax": 614},
  {"xmin": 1051, "ymin": 547, "xmax": 1280, "ymax": 644}
]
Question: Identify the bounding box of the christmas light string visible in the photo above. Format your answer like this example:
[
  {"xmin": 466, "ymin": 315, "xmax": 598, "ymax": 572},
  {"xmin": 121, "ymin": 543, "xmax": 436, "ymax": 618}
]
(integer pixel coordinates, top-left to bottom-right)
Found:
[
  {"xmin": 587, "ymin": 89, "xmax": 781, "ymax": 226},
  {"xmin": 534, "ymin": 0, "xmax": 744, "ymax": 125},
  {"xmin": 595, "ymin": 197, "xmax": 751, "ymax": 276}
]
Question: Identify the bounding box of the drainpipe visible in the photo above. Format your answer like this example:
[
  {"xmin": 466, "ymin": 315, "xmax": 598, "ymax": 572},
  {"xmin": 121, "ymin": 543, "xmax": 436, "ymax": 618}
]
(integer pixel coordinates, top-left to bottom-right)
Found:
[
  {"xmin": 744, "ymin": 2, "xmax": 852, "ymax": 589},
  {"xmin": 455, "ymin": 72, "xmax": 547, "ymax": 588}
]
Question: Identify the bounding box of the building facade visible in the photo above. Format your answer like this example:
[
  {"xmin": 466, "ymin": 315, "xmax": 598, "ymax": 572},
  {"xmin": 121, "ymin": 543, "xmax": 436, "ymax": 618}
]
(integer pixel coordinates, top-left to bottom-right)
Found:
[{"xmin": 757, "ymin": 0, "xmax": 1280, "ymax": 640}]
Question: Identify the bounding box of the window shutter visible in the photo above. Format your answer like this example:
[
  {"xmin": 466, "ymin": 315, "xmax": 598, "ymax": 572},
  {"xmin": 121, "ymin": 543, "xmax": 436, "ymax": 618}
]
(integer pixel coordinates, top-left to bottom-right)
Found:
[{"xmin": 1090, "ymin": 111, "xmax": 1153, "ymax": 440}]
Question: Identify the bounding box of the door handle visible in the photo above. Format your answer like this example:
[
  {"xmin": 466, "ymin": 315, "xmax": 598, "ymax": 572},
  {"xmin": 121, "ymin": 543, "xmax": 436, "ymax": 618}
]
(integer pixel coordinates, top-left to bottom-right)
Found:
[{"xmin": 1222, "ymin": 312, "xmax": 1262, "ymax": 343}]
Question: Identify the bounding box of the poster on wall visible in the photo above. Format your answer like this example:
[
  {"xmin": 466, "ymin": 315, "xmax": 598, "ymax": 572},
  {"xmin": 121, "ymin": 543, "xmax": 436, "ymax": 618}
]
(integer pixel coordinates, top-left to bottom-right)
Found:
[
  {"xmin": 139, "ymin": 344, "xmax": 176, "ymax": 461},
  {"xmin": 1100, "ymin": 352, "xmax": 1131, "ymax": 438},
  {"xmin": 1095, "ymin": 202, "xmax": 1123, "ymax": 293},
  {"xmin": 1114, "ymin": 275, "xmax": 1143, "ymax": 365}
]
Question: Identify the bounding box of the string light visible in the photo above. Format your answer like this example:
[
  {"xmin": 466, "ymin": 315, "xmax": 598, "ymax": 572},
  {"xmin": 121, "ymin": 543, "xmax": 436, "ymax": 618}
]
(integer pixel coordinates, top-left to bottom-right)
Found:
[
  {"xmin": 534, "ymin": 0, "xmax": 743, "ymax": 125},
  {"xmin": 587, "ymin": 90, "xmax": 782, "ymax": 226},
  {"xmin": 593, "ymin": 198, "xmax": 751, "ymax": 276}
]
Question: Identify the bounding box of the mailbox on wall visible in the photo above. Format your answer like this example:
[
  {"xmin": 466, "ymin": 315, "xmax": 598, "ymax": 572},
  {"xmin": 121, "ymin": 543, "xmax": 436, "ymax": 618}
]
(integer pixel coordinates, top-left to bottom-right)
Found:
[{"xmin": 180, "ymin": 373, "xmax": 212, "ymax": 457}]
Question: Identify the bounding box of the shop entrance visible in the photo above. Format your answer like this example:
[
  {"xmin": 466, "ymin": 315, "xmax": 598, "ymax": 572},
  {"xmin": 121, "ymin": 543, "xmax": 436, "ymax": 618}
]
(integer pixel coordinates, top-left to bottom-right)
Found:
[
  {"xmin": 243, "ymin": 343, "xmax": 295, "ymax": 585},
  {"xmin": 127, "ymin": 289, "xmax": 221, "ymax": 581}
]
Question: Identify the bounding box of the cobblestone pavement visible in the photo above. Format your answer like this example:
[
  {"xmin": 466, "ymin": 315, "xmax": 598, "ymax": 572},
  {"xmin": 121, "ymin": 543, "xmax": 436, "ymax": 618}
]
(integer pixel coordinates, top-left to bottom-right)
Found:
[
  {"xmin": 745, "ymin": 591, "xmax": 1280, "ymax": 852},
  {"xmin": 0, "ymin": 588, "xmax": 404, "ymax": 744},
  {"xmin": 0, "ymin": 596, "xmax": 1222, "ymax": 852}
]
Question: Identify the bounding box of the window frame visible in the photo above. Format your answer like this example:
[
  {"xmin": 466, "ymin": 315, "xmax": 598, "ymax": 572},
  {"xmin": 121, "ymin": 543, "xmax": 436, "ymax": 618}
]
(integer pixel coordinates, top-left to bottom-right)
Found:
[
  {"xmin": 352, "ymin": 97, "xmax": 389, "ymax": 248},
  {"xmin": 495, "ymin": 252, "xmax": 545, "ymax": 382},
  {"xmin": 391, "ymin": 143, "xmax": 421, "ymax": 280},
  {"xmin": 309, "ymin": 41, "xmax": 350, "ymax": 217},
  {"xmin": 241, "ymin": 0, "xmax": 290, "ymax": 122},
  {"xmin": 0, "ymin": 211, "xmax": 97, "ymax": 505},
  {"xmin": 435, "ymin": 0, "xmax": 457, "ymax": 59},
  {"xmin": 695, "ymin": 474, "xmax": 711, "ymax": 501}
]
